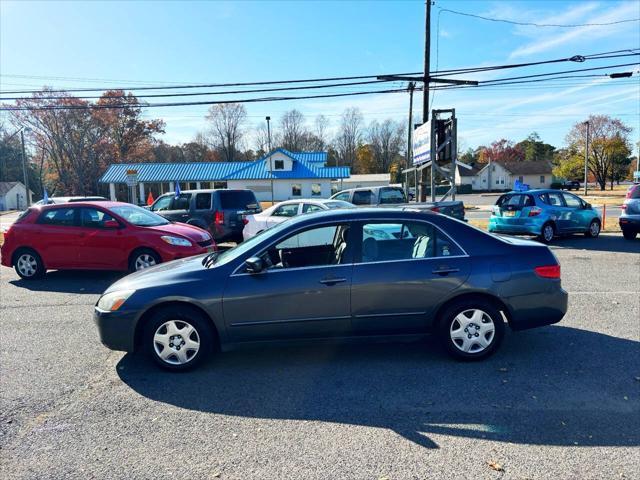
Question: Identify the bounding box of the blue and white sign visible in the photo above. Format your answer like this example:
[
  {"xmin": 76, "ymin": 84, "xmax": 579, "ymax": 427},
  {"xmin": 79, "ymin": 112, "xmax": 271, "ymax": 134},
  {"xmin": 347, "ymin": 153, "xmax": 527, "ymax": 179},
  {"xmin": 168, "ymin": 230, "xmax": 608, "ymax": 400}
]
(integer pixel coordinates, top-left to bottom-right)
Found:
[{"xmin": 412, "ymin": 121, "xmax": 431, "ymax": 166}]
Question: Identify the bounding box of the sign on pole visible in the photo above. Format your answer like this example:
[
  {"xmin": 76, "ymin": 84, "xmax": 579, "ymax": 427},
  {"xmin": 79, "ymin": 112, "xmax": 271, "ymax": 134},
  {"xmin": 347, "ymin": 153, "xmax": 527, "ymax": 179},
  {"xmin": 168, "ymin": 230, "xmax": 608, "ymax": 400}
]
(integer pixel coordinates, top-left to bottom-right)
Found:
[
  {"xmin": 412, "ymin": 121, "xmax": 431, "ymax": 165},
  {"xmin": 125, "ymin": 169, "xmax": 138, "ymax": 187}
]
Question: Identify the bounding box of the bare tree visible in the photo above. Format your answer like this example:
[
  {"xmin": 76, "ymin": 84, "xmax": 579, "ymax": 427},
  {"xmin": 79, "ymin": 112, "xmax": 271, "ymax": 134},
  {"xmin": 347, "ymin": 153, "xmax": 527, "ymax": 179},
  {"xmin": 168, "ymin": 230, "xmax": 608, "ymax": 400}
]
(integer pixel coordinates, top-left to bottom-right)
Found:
[
  {"xmin": 280, "ymin": 109, "xmax": 307, "ymax": 151},
  {"xmin": 335, "ymin": 107, "xmax": 363, "ymax": 168},
  {"xmin": 368, "ymin": 119, "xmax": 406, "ymax": 173},
  {"xmin": 254, "ymin": 121, "xmax": 272, "ymax": 157},
  {"xmin": 205, "ymin": 103, "xmax": 247, "ymax": 161},
  {"xmin": 313, "ymin": 114, "xmax": 330, "ymax": 150}
]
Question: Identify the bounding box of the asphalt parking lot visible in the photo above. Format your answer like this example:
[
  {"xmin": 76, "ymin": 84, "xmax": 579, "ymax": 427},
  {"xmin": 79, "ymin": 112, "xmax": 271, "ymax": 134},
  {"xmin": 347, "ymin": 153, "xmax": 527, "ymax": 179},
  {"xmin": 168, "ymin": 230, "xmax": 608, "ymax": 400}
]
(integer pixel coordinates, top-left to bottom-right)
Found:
[{"xmin": 1, "ymin": 233, "xmax": 638, "ymax": 479}]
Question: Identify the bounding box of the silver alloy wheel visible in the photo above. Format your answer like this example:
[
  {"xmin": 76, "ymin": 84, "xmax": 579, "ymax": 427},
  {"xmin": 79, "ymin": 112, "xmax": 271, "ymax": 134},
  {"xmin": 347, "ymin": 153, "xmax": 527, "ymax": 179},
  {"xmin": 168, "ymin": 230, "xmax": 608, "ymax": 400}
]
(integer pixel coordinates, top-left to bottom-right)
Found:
[
  {"xmin": 153, "ymin": 320, "xmax": 200, "ymax": 365},
  {"xmin": 449, "ymin": 309, "xmax": 496, "ymax": 354},
  {"xmin": 543, "ymin": 224, "xmax": 554, "ymax": 242},
  {"xmin": 589, "ymin": 221, "xmax": 600, "ymax": 237},
  {"xmin": 134, "ymin": 253, "xmax": 157, "ymax": 271},
  {"xmin": 16, "ymin": 253, "xmax": 38, "ymax": 277}
]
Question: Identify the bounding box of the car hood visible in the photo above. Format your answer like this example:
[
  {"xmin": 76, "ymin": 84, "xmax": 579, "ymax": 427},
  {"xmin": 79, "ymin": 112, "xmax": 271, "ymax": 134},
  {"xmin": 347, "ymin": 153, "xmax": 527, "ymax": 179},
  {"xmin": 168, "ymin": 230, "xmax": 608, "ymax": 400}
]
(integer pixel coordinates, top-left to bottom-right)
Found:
[
  {"xmin": 104, "ymin": 254, "xmax": 209, "ymax": 294},
  {"xmin": 145, "ymin": 222, "xmax": 211, "ymax": 243}
]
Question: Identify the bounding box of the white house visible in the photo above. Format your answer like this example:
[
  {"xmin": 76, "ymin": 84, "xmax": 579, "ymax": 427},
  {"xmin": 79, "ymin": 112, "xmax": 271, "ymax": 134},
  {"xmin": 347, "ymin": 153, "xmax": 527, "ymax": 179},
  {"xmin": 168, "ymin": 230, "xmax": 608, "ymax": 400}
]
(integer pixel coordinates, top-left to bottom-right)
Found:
[
  {"xmin": 99, "ymin": 149, "xmax": 350, "ymax": 203},
  {"xmin": 336, "ymin": 173, "xmax": 391, "ymax": 191},
  {"xmin": 456, "ymin": 161, "xmax": 554, "ymax": 191},
  {"xmin": 0, "ymin": 182, "xmax": 33, "ymax": 211}
]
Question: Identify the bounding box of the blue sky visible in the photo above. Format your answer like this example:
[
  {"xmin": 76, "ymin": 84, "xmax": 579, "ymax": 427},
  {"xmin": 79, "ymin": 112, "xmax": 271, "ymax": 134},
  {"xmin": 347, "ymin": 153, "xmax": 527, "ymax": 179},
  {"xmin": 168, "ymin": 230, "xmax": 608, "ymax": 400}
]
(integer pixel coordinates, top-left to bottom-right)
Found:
[{"xmin": 1, "ymin": 0, "xmax": 639, "ymax": 151}]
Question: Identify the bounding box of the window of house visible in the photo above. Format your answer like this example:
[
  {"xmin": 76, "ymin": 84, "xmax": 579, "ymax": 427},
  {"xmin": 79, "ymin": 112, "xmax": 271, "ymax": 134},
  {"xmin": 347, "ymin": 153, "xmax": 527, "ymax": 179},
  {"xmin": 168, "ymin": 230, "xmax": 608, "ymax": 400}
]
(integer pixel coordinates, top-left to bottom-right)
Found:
[
  {"xmin": 540, "ymin": 175, "xmax": 545, "ymax": 183},
  {"xmin": 291, "ymin": 184, "xmax": 302, "ymax": 196},
  {"xmin": 274, "ymin": 160, "xmax": 284, "ymax": 170},
  {"xmin": 38, "ymin": 208, "xmax": 76, "ymax": 226},
  {"xmin": 311, "ymin": 183, "xmax": 322, "ymax": 196}
]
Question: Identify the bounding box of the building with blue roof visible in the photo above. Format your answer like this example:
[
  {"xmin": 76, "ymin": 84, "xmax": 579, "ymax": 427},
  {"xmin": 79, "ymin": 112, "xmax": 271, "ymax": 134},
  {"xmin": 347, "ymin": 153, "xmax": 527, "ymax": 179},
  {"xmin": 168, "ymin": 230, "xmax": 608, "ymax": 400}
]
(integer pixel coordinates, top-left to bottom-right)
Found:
[{"xmin": 99, "ymin": 148, "xmax": 350, "ymax": 202}]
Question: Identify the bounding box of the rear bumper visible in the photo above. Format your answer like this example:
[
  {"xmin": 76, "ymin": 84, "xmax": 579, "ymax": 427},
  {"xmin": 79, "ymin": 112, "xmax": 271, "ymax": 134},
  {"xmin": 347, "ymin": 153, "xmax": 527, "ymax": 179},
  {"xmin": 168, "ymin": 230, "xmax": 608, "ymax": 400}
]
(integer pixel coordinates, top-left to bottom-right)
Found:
[
  {"xmin": 505, "ymin": 287, "xmax": 568, "ymax": 331},
  {"xmin": 489, "ymin": 217, "xmax": 543, "ymax": 236},
  {"xmin": 94, "ymin": 307, "xmax": 138, "ymax": 352},
  {"xmin": 619, "ymin": 215, "xmax": 640, "ymax": 232}
]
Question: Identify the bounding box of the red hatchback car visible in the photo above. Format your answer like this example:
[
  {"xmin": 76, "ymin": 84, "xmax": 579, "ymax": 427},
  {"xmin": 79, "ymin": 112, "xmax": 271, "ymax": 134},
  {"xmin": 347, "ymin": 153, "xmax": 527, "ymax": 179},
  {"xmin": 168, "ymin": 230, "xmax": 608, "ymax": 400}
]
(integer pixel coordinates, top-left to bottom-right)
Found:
[{"xmin": 1, "ymin": 202, "xmax": 215, "ymax": 279}]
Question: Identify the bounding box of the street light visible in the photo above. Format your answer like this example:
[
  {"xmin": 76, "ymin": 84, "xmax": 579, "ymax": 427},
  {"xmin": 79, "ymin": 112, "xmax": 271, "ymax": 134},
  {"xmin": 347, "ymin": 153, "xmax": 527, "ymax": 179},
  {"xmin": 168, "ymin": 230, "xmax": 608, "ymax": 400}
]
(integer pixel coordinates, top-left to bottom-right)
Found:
[{"xmin": 266, "ymin": 116, "xmax": 274, "ymax": 205}]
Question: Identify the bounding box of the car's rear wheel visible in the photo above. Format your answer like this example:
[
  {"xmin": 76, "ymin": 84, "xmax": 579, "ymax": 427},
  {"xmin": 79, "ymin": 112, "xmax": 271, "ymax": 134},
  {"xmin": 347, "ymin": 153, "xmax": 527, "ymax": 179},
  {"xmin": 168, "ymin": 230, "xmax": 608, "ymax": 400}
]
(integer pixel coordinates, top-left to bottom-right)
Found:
[
  {"xmin": 585, "ymin": 219, "xmax": 601, "ymax": 238},
  {"xmin": 13, "ymin": 248, "xmax": 45, "ymax": 280},
  {"xmin": 538, "ymin": 222, "xmax": 555, "ymax": 243},
  {"xmin": 144, "ymin": 306, "xmax": 213, "ymax": 371},
  {"xmin": 129, "ymin": 248, "xmax": 161, "ymax": 272},
  {"xmin": 439, "ymin": 299, "xmax": 505, "ymax": 361},
  {"xmin": 622, "ymin": 228, "xmax": 637, "ymax": 240}
]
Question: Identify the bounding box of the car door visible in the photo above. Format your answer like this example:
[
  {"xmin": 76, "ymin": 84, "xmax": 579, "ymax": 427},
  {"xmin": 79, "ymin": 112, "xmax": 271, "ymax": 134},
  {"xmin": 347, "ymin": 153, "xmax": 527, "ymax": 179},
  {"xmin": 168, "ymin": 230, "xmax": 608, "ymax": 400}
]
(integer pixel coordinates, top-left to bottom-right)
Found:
[
  {"xmin": 562, "ymin": 192, "xmax": 589, "ymax": 232},
  {"xmin": 350, "ymin": 220, "xmax": 470, "ymax": 335},
  {"xmin": 222, "ymin": 222, "xmax": 354, "ymax": 342},
  {"xmin": 77, "ymin": 207, "xmax": 128, "ymax": 268},
  {"xmin": 543, "ymin": 191, "xmax": 571, "ymax": 232},
  {"xmin": 35, "ymin": 207, "xmax": 84, "ymax": 268}
]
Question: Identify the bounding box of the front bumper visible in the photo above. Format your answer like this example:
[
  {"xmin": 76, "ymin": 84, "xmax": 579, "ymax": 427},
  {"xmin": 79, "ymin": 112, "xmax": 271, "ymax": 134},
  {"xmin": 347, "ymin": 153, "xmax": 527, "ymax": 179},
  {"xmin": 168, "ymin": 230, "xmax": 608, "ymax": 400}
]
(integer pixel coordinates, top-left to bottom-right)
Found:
[
  {"xmin": 94, "ymin": 308, "xmax": 139, "ymax": 352},
  {"xmin": 505, "ymin": 287, "xmax": 568, "ymax": 331}
]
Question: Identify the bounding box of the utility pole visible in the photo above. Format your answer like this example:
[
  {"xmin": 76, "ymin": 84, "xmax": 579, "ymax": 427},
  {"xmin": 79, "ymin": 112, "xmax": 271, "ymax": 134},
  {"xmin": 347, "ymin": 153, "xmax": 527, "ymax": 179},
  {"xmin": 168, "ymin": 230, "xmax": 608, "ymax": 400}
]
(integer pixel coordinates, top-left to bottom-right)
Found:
[
  {"xmin": 20, "ymin": 129, "xmax": 31, "ymax": 208},
  {"xmin": 584, "ymin": 120, "xmax": 589, "ymax": 196},
  {"xmin": 266, "ymin": 116, "xmax": 274, "ymax": 205},
  {"xmin": 423, "ymin": 0, "xmax": 431, "ymax": 202},
  {"xmin": 406, "ymin": 82, "xmax": 415, "ymax": 197}
]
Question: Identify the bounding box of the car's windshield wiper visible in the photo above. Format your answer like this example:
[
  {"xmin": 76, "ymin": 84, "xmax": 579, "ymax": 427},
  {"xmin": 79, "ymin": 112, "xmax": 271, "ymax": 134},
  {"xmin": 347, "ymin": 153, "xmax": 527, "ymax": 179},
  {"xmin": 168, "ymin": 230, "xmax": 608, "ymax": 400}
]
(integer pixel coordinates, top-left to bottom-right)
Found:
[{"xmin": 202, "ymin": 251, "xmax": 219, "ymax": 268}]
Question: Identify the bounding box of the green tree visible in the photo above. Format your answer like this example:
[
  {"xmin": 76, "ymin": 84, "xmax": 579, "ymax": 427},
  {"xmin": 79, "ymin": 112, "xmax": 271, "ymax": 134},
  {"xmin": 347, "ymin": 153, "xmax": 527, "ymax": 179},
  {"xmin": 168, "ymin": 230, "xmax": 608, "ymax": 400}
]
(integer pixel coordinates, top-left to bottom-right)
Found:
[
  {"xmin": 516, "ymin": 132, "xmax": 555, "ymax": 161},
  {"xmin": 552, "ymin": 148, "xmax": 583, "ymax": 181}
]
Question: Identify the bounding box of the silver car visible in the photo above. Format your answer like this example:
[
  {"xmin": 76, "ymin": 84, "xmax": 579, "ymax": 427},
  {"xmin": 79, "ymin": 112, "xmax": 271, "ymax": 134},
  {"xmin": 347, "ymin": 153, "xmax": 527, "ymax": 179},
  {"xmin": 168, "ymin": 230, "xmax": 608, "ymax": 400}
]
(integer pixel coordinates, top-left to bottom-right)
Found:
[{"xmin": 620, "ymin": 184, "xmax": 640, "ymax": 240}]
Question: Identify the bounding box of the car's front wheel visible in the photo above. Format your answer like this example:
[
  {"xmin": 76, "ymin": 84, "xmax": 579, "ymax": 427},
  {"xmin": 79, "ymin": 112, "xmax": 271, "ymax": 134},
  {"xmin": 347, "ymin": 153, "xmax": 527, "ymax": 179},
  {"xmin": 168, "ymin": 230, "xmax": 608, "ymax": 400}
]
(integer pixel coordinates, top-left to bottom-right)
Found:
[
  {"xmin": 129, "ymin": 248, "xmax": 161, "ymax": 272},
  {"xmin": 13, "ymin": 248, "xmax": 45, "ymax": 280},
  {"xmin": 439, "ymin": 299, "xmax": 505, "ymax": 361},
  {"xmin": 144, "ymin": 306, "xmax": 213, "ymax": 371},
  {"xmin": 585, "ymin": 219, "xmax": 601, "ymax": 238}
]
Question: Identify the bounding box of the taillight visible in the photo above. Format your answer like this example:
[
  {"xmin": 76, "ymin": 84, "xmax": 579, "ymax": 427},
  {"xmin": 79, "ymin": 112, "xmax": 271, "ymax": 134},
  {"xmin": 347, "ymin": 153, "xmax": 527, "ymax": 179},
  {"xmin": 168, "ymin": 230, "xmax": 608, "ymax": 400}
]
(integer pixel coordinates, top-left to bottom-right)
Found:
[
  {"xmin": 621, "ymin": 204, "xmax": 627, "ymax": 210},
  {"xmin": 242, "ymin": 216, "xmax": 249, "ymax": 225},
  {"xmin": 214, "ymin": 211, "xmax": 224, "ymax": 225},
  {"xmin": 432, "ymin": 207, "xmax": 440, "ymax": 213},
  {"xmin": 528, "ymin": 207, "xmax": 542, "ymax": 217},
  {"xmin": 535, "ymin": 265, "xmax": 561, "ymax": 279}
]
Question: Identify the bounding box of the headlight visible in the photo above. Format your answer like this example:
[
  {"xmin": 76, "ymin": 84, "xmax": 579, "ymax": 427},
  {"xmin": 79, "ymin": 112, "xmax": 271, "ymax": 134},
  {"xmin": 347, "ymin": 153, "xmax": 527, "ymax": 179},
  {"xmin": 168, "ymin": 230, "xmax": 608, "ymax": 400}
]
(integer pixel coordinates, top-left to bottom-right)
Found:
[
  {"xmin": 160, "ymin": 235, "xmax": 192, "ymax": 247},
  {"xmin": 97, "ymin": 290, "xmax": 135, "ymax": 312}
]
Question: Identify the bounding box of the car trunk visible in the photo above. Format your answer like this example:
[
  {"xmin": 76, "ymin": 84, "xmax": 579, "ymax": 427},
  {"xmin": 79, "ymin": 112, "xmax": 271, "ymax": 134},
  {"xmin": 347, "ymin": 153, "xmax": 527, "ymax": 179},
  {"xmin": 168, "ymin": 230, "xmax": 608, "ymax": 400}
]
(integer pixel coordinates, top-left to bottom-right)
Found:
[
  {"xmin": 493, "ymin": 194, "xmax": 536, "ymax": 221},
  {"xmin": 216, "ymin": 190, "xmax": 262, "ymax": 233}
]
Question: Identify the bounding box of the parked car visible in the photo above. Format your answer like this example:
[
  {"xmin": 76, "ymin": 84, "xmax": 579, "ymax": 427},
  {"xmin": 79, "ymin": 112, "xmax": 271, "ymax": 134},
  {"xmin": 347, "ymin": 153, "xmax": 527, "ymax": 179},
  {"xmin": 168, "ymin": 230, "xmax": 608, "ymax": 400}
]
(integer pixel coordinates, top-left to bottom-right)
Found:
[
  {"xmin": 560, "ymin": 180, "xmax": 581, "ymax": 191},
  {"xmin": 33, "ymin": 196, "xmax": 108, "ymax": 205},
  {"xmin": 330, "ymin": 186, "xmax": 465, "ymax": 221},
  {"xmin": 242, "ymin": 198, "xmax": 354, "ymax": 240},
  {"xmin": 0, "ymin": 202, "xmax": 215, "ymax": 279},
  {"xmin": 488, "ymin": 189, "xmax": 601, "ymax": 243},
  {"xmin": 94, "ymin": 207, "xmax": 567, "ymax": 371},
  {"xmin": 149, "ymin": 189, "xmax": 261, "ymax": 243},
  {"xmin": 620, "ymin": 183, "xmax": 640, "ymax": 240}
]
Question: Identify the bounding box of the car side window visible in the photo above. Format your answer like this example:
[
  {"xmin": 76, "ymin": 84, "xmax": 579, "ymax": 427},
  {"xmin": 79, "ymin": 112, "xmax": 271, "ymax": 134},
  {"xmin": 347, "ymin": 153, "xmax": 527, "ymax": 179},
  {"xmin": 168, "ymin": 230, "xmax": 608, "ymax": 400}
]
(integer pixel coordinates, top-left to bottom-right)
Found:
[
  {"xmin": 152, "ymin": 195, "xmax": 173, "ymax": 212},
  {"xmin": 360, "ymin": 221, "xmax": 463, "ymax": 263},
  {"xmin": 562, "ymin": 193, "xmax": 582, "ymax": 208},
  {"xmin": 38, "ymin": 208, "xmax": 76, "ymax": 226},
  {"xmin": 352, "ymin": 190, "xmax": 373, "ymax": 205},
  {"xmin": 272, "ymin": 204, "xmax": 299, "ymax": 217},
  {"xmin": 546, "ymin": 192, "xmax": 565, "ymax": 207},
  {"xmin": 195, "ymin": 193, "xmax": 212, "ymax": 210},
  {"xmin": 80, "ymin": 208, "xmax": 116, "ymax": 229},
  {"xmin": 258, "ymin": 223, "xmax": 351, "ymax": 269},
  {"xmin": 379, "ymin": 188, "xmax": 406, "ymax": 204},
  {"xmin": 302, "ymin": 203, "xmax": 324, "ymax": 213},
  {"xmin": 173, "ymin": 193, "xmax": 192, "ymax": 211},
  {"xmin": 333, "ymin": 192, "xmax": 351, "ymax": 202}
]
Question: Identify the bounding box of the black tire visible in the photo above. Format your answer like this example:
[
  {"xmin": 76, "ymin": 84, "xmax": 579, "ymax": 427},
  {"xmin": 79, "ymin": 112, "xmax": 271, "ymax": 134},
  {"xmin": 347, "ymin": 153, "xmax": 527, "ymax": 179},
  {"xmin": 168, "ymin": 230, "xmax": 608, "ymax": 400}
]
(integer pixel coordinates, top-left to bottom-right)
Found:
[
  {"xmin": 143, "ymin": 305, "xmax": 214, "ymax": 372},
  {"xmin": 439, "ymin": 298, "xmax": 505, "ymax": 361},
  {"xmin": 13, "ymin": 248, "xmax": 46, "ymax": 280},
  {"xmin": 584, "ymin": 219, "xmax": 601, "ymax": 238},
  {"xmin": 538, "ymin": 222, "xmax": 555, "ymax": 243},
  {"xmin": 128, "ymin": 248, "xmax": 161, "ymax": 272},
  {"xmin": 622, "ymin": 228, "xmax": 637, "ymax": 240}
]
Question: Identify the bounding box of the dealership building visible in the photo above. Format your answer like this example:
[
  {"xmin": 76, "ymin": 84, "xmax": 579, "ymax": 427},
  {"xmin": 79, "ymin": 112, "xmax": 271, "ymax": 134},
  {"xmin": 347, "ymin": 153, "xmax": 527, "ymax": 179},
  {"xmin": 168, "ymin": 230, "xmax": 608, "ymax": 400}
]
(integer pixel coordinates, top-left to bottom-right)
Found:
[{"xmin": 99, "ymin": 149, "xmax": 350, "ymax": 202}]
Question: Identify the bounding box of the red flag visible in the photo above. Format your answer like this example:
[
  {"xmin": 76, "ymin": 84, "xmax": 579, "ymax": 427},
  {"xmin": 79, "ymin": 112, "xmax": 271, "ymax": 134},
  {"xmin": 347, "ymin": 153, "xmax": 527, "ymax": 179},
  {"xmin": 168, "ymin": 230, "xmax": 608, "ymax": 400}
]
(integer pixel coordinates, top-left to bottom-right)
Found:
[{"xmin": 146, "ymin": 192, "xmax": 155, "ymax": 206}]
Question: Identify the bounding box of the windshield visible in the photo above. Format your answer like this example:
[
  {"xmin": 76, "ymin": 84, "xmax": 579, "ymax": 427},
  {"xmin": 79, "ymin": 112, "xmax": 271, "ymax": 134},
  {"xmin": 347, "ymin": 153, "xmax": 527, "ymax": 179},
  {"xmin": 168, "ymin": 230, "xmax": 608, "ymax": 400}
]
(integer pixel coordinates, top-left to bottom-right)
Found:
[{"xmin": 110, "ymin": 205, "xmax": 170, "ymax": 227}]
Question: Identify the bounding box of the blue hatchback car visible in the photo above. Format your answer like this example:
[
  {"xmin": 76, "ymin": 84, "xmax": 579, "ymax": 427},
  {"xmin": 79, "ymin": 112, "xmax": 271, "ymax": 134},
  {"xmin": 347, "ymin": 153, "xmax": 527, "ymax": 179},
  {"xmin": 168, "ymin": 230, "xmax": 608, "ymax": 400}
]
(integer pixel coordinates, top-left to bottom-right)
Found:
[{"xmin": 488, "ymin": 189, "xmax": 601, "ymax": 243}]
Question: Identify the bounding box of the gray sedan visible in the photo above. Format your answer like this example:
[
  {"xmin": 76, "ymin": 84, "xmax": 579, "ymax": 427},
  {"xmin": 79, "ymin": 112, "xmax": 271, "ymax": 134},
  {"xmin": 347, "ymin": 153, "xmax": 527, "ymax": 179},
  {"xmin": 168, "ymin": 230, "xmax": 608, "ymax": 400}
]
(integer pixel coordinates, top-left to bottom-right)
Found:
[{"xmin": 95, "ymin": 208, "xmax": 568, "ymax": 371}]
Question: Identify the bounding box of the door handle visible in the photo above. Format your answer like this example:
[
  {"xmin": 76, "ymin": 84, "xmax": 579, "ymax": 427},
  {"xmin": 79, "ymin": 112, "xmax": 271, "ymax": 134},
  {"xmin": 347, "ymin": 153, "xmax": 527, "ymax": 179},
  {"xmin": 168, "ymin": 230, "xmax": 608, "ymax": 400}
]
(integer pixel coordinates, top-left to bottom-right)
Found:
[
  {"xmin": 319, "ymin": 277, "xmax": 347, "ymax": 285},
  {"xmin": 432, "ymin": 267, "xmax": 460, "ymax": 276}
]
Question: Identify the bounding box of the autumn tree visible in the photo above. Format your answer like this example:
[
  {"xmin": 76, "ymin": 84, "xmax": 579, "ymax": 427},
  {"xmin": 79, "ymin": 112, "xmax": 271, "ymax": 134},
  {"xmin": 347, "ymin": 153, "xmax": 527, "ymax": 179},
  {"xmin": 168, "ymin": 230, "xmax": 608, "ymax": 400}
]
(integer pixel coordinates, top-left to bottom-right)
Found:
[
  {"xmin": 552, "ymin": 147, "xmax": 583, "ymax": 181},
  {"xmin": 367, "ymin": 119, "xmax": 405, "ymax": 173},
  {"xmin": 335, "ymin": 107, "xmax": 363, "ymax": 169},
  {"xmin": 479, "ymin": 139, "xmax": 524, "ymax": 164},
  {"xmin": 354, "ymin": 144, "xmax": 376, "ymax": 174},
  {"xmin": 205, "ymin": 103, "xmax": 247, "ymax": 161},
  {"xmin": 565, "ymin": 115, "xmax": 632, "ymax": 190}
]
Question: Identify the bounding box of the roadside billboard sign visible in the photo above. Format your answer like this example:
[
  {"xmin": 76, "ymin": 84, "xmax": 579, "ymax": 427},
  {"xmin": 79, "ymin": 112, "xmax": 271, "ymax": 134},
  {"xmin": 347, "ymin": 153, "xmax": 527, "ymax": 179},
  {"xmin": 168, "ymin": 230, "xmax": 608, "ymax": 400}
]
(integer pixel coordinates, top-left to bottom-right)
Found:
[{"xmin": 412, "ymin": 121, "xmax": 431, "ymax": 165}]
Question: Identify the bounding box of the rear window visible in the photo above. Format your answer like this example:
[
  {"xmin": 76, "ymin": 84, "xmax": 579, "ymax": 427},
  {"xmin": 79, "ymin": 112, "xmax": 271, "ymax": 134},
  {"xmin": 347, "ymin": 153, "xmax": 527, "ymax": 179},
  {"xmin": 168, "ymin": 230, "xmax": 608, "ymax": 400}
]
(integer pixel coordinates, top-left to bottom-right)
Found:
[
  {"xmin": 379, "ymin": 188, "xmax": 406, "ymax": 204},
  {"xmin": 218, "ymin": 190, "xmax": 259, "ymax": 210},
  {"xmin": 497, "ymin": 194, "xmax": 534, "ymax": 207},
  {"xmin": 195, "ymin": 192, "xmax": 212, "ymax": 210},
  {"xmin": 15, "ymin": 208, "xmax": 35, "ymax": 223}
]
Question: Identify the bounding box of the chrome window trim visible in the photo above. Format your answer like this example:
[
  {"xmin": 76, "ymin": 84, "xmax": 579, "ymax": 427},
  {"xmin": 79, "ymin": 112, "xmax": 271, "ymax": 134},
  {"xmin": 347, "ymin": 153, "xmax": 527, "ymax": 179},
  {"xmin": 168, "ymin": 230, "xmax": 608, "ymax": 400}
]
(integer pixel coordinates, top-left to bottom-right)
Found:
[{"xmin": 352, "ymin": 254, "xmax": 469, "ymax": 267}]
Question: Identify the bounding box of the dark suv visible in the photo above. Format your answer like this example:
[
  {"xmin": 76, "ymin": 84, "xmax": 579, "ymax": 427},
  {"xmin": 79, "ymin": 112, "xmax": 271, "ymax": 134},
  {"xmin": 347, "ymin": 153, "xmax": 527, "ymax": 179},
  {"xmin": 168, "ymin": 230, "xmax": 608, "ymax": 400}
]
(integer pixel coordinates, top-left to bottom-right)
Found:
[{"xmin": 149, "ymin": 189, "xmax": 261, "ymax": 242}]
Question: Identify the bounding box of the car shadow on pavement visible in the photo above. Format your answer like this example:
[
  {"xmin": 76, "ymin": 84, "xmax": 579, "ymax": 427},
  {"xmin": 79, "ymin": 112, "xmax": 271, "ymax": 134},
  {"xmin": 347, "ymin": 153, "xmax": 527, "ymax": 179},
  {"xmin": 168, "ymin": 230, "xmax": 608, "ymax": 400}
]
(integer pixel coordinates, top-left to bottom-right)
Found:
[
  {"xmin": 550, "ymin": 234, "xmax": 639, "ymax": 253},
  {"xmin": 9, "ymin": 270, "xmax": 123, "ymax": 294},
  {"xmin": 117, "ymin": 326, "xmax": 640, "ymax": 450}
]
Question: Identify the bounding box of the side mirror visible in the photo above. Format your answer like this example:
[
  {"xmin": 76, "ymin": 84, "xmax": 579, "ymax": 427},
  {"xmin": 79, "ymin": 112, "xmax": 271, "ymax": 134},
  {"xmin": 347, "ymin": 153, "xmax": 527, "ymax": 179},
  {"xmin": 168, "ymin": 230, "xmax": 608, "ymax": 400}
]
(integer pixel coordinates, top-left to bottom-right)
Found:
[
  {"xmin": 245, "ymin": 256, "xmax": 265, "ymax": 274},
  {"xmin": 584, "ymin": 202, "xmax": 592, "ymax": 209},
  {"xmin": 104, "ymin": 219, "xmax": 121, "ymax": 229}
]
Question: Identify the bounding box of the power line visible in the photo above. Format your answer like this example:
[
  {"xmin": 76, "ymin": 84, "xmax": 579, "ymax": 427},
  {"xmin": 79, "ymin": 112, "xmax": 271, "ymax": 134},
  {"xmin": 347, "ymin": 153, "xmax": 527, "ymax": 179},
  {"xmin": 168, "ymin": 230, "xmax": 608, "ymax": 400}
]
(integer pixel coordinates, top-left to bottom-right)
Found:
[{"xmin": 438, "ymin": 7, "xmax": 640, "ymax": 28}]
